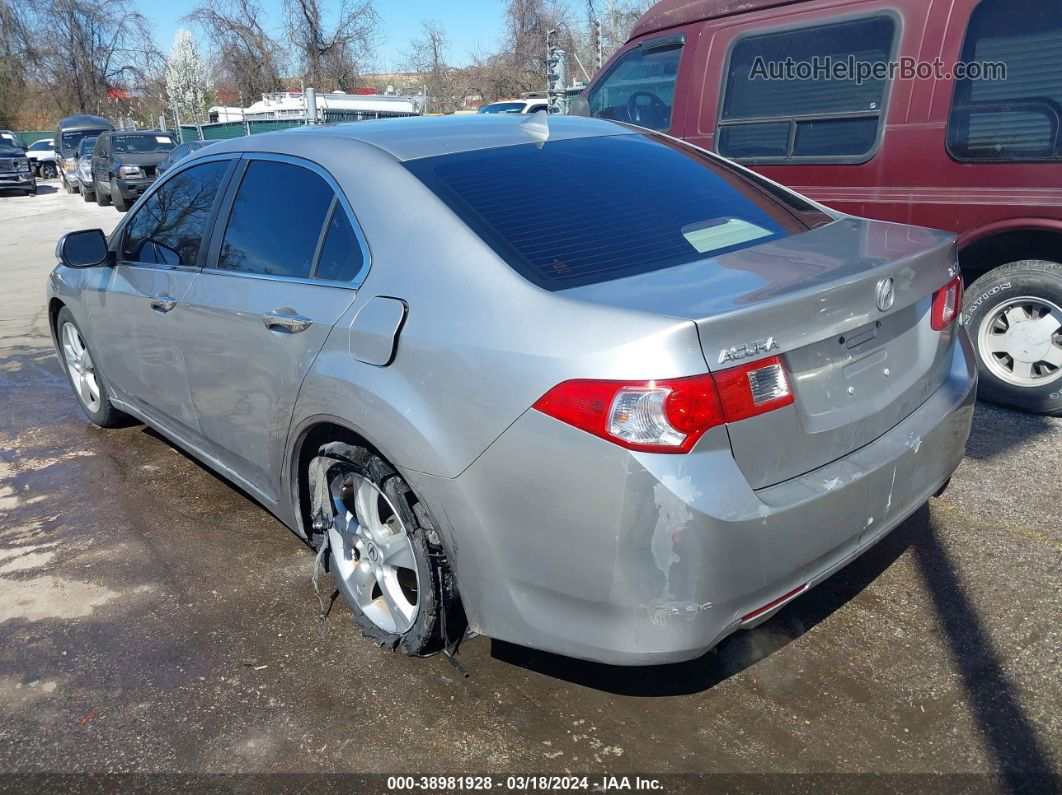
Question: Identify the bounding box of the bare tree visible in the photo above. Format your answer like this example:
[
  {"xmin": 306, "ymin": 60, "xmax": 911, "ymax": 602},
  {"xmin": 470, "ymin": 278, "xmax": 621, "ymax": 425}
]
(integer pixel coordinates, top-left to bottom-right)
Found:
[
  {"xmin": 186, "ymin": 0, "xmax": 284, "ymax": 105},
  {"xmin": 28, "ymin": 0, "xmax": 159, "ymax": 117},
  {"xmin": 0, "ymin": 0, "xmax": 33, "ymax": 127},
  {"xmin": 403, "ymin": 21, "xmax": 472, "ymax": 113},
  {"xmin": 284, "ymin": 0, "xmax": 378, "ymax": 92}
]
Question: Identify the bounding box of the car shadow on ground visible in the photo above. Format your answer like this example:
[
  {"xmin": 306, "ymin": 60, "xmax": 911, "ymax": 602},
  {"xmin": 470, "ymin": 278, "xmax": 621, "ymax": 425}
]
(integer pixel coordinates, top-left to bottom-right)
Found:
[{"xmin": 964, "ymin": 401, "xmax": 1058, "ymax": 462}]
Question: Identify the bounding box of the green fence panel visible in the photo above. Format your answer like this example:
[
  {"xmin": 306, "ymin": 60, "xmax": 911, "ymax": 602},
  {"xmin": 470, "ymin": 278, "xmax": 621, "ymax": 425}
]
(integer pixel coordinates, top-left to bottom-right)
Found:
[
  {"xmin": 200, "ymin": 122, "xmax": 248, "ymax": 141},
  {"xmin": 179, "ymin": 125, "xmax": 202, "ymax": 142},
  {"xmin": 15, "ymin": 130, "xmax": 54, "ymax": 146},
  {"xmin": 248, "ymin": 120, "xmax": 304, "ymax": 135}
]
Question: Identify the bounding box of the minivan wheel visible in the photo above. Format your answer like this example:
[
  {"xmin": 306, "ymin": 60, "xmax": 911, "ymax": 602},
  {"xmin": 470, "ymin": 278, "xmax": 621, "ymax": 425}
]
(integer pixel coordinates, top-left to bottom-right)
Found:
[
  {"xmin": 311, "ymin": 445, "xmax": 458, "ymax": 655},
  {"xmin": 963, "ymin": 261, "xmax": 1062, "ymax": 416},
  {"xmin": 56, "ymin": 308, "xmax": 128, "ymax": 427}
]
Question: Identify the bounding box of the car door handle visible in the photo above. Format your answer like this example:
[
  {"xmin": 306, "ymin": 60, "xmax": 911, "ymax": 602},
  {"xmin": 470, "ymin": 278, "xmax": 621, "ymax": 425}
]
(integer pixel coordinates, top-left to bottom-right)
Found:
[
  {"xmin": 149, "ymin": 294, "xmax": 177, "ymax": 313},
  {"xmin": 263, "ymin": 310, "xmax": 313, "ymax": 333}
]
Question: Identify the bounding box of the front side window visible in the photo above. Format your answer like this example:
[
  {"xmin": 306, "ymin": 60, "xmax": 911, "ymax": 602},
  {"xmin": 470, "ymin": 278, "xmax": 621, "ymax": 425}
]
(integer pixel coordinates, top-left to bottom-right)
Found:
[
  {"xmin": 405, "ymin": 133, "xmax": 829, "ymax": 290},
  {"xmin": 217, "ymin": 160, "xmax": 334, "ymax": 279},
  {"xmin": 947, "ymin": 0, "xmax": 1062, "ymax": 162},
  {"xmin": 718, "ymin": 16, "xmax": 896, "ymax": 162},
  {"xmin": 587, "ymin": 38, "xmax": 684, "ymax": 131},
  {"xmin": 121, "ymin": 160, "xmax": 230, "ymax": 266}
]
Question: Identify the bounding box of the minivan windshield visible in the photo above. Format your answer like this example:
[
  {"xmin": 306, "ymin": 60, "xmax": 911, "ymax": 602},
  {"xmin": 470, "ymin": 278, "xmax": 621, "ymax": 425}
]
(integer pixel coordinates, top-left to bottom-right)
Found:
[
  {"xmin": 586, "ymin": 40, "xmax": 683, "ymax": 131},
  {"xmin": 111, "ymin": 134, "xmax": 175, "ymax": 153},
  {"xmin": 60, "ymin": 129, "xmax": 108, "ymax": 155},
  {"xmin": 405, "ymin": 132, "xmax": 828, "ymax": 290}
]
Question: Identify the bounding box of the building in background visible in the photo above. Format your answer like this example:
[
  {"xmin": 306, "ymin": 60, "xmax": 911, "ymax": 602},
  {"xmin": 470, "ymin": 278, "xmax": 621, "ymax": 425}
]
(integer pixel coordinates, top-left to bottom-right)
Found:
[{"xmin": 208, "ymin": 91, "xmax": 424, "ymax": 123}]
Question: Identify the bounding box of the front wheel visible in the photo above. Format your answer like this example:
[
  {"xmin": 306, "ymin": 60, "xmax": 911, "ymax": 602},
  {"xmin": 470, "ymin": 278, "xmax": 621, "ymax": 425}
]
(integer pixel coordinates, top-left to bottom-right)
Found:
[
  {"xmin": 40, "ymin": 162, "xmax": 57, "ymax": 179},
  {"xmin": 82, "ymin": 186, "xmax": 95, "ymax": 203},
  {"xmin": 311, "ymin": 445, "xmax": 460, "ymax": 655},
  {"xmin": 963, "ymin": 260, "xmax": 1062, "ymax": 416},
  {"xmin": 63, "ymin": 174, "xmax": 75, "ymax": 194},
  {"xmin": 111, "ymin": 180, "xmax": 129, "ymax": 211},
  {"xmin": 56, "ymin": 308, "xmax": 129, "ymax": 427},
  {"xmin": 96, "ymin": 180, "xmax": 111, "ymax": 206}
]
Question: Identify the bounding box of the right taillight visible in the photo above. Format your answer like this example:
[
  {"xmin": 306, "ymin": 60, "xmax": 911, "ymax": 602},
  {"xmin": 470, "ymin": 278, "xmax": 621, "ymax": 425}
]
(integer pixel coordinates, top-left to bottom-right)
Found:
[
  {"xmin": 931, "ymin": 277, "xmax": 963, "ymax": 331},
  {"xmin": 532, "ymin": 356, "xmax": 794, "ymax": 454}
]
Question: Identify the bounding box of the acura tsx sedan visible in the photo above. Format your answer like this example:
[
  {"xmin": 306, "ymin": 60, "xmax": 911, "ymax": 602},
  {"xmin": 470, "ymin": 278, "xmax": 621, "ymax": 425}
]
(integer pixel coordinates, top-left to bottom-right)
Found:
[{"xmin": 47, "ymin": 114, "xmax": 976, "ymax": 665}]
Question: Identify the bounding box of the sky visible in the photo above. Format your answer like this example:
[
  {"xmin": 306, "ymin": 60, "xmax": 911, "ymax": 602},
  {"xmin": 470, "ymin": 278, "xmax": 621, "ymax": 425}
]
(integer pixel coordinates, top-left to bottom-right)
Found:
[{"xmin": 138, "ymin": 0, "xmax": 510, "ymax": 73}]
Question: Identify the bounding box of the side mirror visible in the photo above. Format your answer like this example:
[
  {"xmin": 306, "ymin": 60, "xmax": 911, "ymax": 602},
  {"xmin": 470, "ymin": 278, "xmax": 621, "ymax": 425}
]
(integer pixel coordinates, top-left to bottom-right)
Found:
[
  {"xmin": 568, "ymin": 95, "xmax": 591, "ymax": 117},
  {"xmin": 56, "ymin": 229, "xmax": 112, "ymax": 268}
]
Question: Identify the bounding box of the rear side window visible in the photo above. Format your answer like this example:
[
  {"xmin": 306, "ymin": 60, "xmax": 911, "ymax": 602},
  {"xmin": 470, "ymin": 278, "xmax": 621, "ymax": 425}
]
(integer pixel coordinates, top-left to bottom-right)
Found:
[
  {"xmin": 218, "ymin": 160, "xmax": 334, "ymax": 279},
  {"xmin": 718, "ymin": 16, "xmax": 896, "ymax": 162},
  {"xmin": 587, "ymin": 38, "xmax": 684, "ymax": 131},
  {"xmin": 315, "ymin": 204, "xmax": 364, "ymax": 282},
  {"xmin": 947, "ymin": 0, "xmax": 1062, "ymax": 162},
  {"xmin": 404, "ymin": 134, "xmax": 825, "ymax": 290},
  {"xmin": 121, "ymin": 160, "xmax": 230, "ymax": 266}
]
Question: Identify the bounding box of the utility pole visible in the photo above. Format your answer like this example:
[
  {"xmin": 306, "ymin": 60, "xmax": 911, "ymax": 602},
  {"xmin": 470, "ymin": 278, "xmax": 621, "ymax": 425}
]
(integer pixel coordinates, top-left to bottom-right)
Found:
[{"xmin": 546, "ymin": 29, "xmax": 568, "ymax": 115}]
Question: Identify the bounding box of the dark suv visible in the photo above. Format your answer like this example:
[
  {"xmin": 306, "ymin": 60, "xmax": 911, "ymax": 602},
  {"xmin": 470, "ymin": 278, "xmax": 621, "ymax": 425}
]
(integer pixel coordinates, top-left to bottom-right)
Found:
[
  {"xmin": 0, "ymin": 141, "xmax": 36, "ymax": 195},
  {"xmin": 91, "ymin": 130, "xmax": 176, "ymax": 211}
]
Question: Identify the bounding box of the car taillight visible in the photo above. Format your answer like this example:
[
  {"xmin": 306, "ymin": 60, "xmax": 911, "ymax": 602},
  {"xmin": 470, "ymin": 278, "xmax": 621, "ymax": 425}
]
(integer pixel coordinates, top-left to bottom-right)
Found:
[
  {"xmin": 931, "ymin": 277, "xmax": 963, "ymax": 331},
  {"xmin": 532, "ymin": 356, "xmax": 794, "ymax": 454}
]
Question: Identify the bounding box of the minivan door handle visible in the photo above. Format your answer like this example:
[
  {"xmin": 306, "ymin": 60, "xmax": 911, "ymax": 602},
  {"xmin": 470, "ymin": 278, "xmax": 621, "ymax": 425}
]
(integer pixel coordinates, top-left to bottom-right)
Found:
[
  {"xmin": 149, "ymin": 294, "xmax": 177, "ymax": 313},
  {"xmin": 263, "ymin": 310, "xmax": 313, "ymax": 333}
]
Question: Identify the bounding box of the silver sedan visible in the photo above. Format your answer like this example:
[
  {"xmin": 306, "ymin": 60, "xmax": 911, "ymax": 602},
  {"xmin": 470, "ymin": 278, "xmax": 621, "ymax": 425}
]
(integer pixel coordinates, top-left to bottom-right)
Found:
[{"xmin": 47, "ymin": 115, "xmax": 976, "ymax": 665}]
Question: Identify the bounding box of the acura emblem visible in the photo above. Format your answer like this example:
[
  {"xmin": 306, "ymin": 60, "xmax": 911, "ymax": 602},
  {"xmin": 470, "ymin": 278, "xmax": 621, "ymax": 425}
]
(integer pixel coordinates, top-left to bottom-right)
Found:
[{"xmin": 875, "ymin": 278, "xmax": 895, "ymax": 312}]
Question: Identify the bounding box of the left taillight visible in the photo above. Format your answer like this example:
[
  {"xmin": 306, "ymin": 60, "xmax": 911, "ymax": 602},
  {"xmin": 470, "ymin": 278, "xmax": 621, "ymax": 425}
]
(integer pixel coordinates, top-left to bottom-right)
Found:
[
  {"xmin": 931, "ymin": 277, "xmax": 963, "ymax": 331},
  {"xmin": 532, "ymin": 356, "xmax": 794, "ymax": 454}
]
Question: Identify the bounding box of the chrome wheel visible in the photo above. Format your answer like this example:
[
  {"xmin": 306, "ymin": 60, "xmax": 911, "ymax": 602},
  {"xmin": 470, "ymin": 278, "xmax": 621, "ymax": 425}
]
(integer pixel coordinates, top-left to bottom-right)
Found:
[
  {"xmin": 977, "ymin": 296, "xmax": 1062, "ymax": 387},
  {"xmin": 61, "ymin": 322, "xmax": 101, "ymax": 413},
  {"xmin": 327, "ymin": 470, "xmax": 420, "ymax": 634}
]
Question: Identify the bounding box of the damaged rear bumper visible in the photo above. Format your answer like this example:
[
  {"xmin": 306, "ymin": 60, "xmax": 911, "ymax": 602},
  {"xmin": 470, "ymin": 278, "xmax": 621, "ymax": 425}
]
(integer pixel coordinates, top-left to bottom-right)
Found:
[{"xmin": 403, "ymin": 331, "xmax": 977, "ymax": 666}]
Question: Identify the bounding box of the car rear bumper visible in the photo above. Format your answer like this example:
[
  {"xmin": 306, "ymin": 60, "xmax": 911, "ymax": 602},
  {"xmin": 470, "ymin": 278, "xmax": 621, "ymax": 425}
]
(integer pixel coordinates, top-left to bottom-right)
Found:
[{"xmin": 406, "ymin": 329, "xmax": 977, "ymax": 665}]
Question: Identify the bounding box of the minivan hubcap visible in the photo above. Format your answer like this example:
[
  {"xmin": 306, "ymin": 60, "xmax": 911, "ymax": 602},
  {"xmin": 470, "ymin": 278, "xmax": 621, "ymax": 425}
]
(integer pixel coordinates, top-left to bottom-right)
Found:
[
  {"xmin": 61, "ymin": 322, "xmax": 101, "ymax": 412},
  {"xmin": 977, "ymin": 297, "xmax": 1062, "ymax": 387},
  {"xmin": 327, "ymin": 472, "xmax": 420, "ymax": 634}
]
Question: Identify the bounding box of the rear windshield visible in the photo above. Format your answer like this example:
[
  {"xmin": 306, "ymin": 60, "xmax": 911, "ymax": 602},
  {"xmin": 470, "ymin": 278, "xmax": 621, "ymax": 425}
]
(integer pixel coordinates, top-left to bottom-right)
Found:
[
  {"xmin": 111, "ymin": 134, "xmax": 175, "ymax": 153},
  {"xmin": 404, "ymin": 133, "xmax": 828, "ymax": 290}
]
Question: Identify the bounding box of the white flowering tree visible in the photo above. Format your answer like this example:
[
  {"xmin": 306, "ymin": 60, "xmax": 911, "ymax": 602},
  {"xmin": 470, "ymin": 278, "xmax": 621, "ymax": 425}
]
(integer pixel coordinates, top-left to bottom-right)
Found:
[{"xmin": 165, "ymin": 28, "xmax": 208, "ymax": 124}]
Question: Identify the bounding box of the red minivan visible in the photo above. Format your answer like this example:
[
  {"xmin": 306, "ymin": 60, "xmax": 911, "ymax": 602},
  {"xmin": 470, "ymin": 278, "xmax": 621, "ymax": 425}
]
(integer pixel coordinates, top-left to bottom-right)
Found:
[{"xmin": 574, "ymin": 0, "xmax": 1062, "ymax": 416}]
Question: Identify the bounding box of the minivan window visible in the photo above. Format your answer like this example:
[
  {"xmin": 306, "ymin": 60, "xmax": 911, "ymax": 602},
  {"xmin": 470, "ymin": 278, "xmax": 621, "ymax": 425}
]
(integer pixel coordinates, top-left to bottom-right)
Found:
[
  {"xmin": 719, "ymin": 16, "xmax": 896, "ymax": 161},
  {"xmin": 217, "ymin": 160, "xmax": 334, "ymax": 279},
  {"xmin": 121, "ymin": 160, "xmax": 230, "ymax": 267},
  {"xmin": 404, "ymin": 133, "xmax": 823, "ymax": 290},
  {"xmin": 587, "ymin": 39, "xmax": 683, "ymax": 131},
  {"xmin": 947, "ymin": 0, "xmax": 1062, "ymax": 162}
]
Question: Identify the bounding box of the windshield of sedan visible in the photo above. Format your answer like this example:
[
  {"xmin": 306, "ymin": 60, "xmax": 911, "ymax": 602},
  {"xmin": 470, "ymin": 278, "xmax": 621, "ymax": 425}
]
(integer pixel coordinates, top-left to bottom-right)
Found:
[
  {"xmin": 29, "ymin": 140, "xmax": 53, "ymax": 151},
  {"xmin": 111, "ymin": 134, "xmax": 175, "ymax": 153},
  {"xmin": 586, "ymin": 40, "xmax": 683, "ymax": 131},
  {"xmin": 404, "ymin": 133, "xmax": 830, "ymax": 290}
]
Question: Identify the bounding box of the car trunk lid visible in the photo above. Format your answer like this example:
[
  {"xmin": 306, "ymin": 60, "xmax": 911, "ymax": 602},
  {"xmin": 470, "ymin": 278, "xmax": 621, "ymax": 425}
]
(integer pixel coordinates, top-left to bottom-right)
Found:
[{"xmin": 564, "ymin": 217, "xmax": 961, "ymax": 489}]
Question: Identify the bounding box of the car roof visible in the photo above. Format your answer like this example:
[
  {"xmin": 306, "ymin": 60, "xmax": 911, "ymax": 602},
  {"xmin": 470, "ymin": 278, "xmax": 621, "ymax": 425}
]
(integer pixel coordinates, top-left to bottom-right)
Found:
[
  {"xmin": 630, "ymin": 0, "xmax": 808, "ymax": 40},
  {"xmin": 204, "ymin": 113, "xmax": 638, "ymax": 162},
  {"xmin": 57, "ymin": 114, "xmax": 111, "ymax": 131}
]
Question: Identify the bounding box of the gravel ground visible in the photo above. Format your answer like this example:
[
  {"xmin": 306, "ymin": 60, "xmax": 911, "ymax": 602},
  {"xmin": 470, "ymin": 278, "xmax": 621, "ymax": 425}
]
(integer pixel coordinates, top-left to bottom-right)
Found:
[{"xmin": 0, "ymin": 183, "xmax": 1059, "ymax": 790}]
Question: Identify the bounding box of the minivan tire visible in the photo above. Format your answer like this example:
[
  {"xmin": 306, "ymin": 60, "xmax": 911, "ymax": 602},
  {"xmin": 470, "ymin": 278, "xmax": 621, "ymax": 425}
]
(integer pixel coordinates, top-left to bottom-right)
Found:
[
  {"xmin": 309, "ymin": 443, "xmax": 461, "ymax": 656},
  {"xmin": 55, "ymin": 308, "xmax": 129, "ymax": 428},
  {"xmin": 963, "ymin": 260, "xmax": 1062, "ymax": 416},
  {"xmin": 111, "ymin": 180, "xmax": 129, "ymax": 211}
]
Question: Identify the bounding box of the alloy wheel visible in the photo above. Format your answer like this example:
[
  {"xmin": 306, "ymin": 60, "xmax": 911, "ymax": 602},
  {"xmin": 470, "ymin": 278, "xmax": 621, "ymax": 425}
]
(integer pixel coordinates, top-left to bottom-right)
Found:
[
  {"xmin": 977, "ymin": 296, "xmax": 1062, "ymax": 387},
  {"xmin": 61, "ymin": 322, "xmax": 101, "ymax": 413},
  {"xmin": 327, "ymin": 470, "xmax": 420, "ymax": 634}
]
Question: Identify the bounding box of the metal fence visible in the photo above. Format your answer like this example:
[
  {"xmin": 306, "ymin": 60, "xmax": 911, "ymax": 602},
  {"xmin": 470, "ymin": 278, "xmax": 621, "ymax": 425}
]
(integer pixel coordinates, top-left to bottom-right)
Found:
[{"xmin": 12, "ymin": 130, "xmax": 52, "ymax": 146}]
